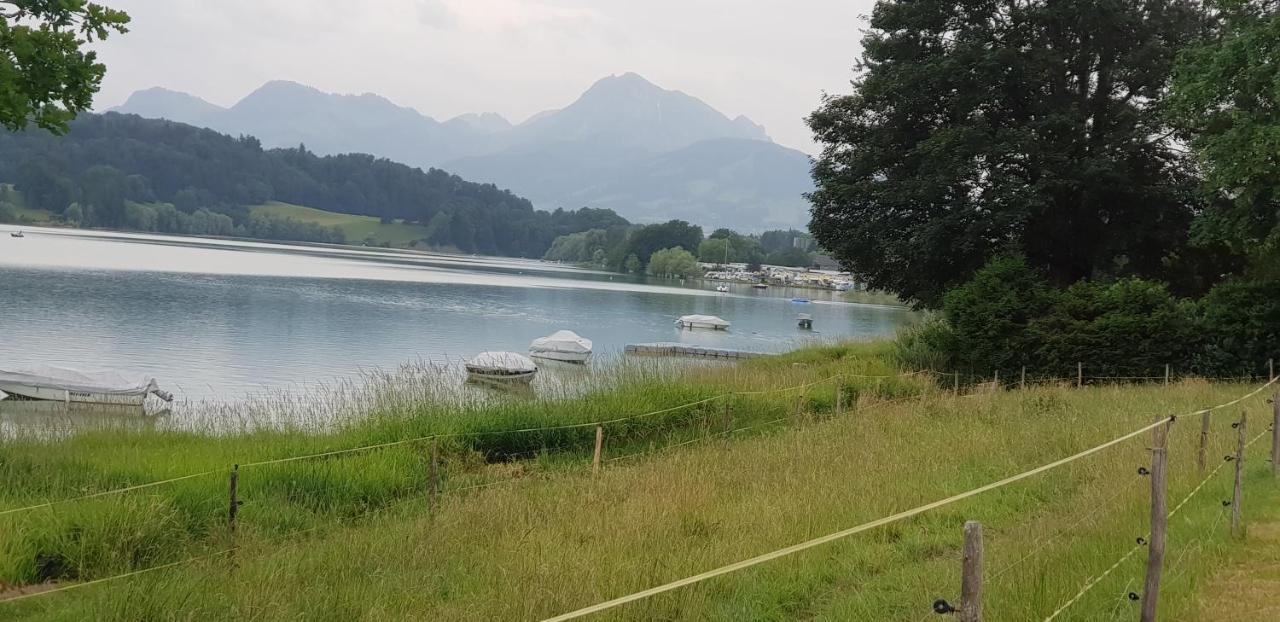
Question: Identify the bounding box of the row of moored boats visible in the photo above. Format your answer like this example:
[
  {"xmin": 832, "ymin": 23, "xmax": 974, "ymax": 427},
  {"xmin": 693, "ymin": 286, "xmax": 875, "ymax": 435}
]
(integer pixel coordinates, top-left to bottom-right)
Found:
[{"xmin": 0, "ymin": 316, "xmax": 737, "ymax": 402}]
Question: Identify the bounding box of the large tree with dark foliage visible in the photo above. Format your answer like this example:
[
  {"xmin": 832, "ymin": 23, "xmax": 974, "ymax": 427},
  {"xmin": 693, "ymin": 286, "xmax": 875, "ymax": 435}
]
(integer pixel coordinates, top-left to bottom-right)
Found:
[
  {"xmin": 0, "ymin": 113, "xmax": 628, "ymax": 256},
  {"xmin": 1169, "ymin": 0, "xmax": 1280, "ymax": 274},
  {"xmin": 808, "ymin": 0, "xmax": 1211, "ymax": 307},
  {"xmin": 1, "ymin": 1, "xmax": 129, "ymax": 132}
]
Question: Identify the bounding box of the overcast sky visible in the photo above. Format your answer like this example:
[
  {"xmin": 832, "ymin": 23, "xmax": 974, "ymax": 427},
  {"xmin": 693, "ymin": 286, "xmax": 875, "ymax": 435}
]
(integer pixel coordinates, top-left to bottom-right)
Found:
[{"xmin": 90, "ymin": 0, "xmax": 877, "ymax": 154}]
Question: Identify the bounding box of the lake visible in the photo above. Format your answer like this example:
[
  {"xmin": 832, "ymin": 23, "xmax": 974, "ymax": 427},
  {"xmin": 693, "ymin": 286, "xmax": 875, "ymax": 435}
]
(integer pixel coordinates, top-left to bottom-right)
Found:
[{"xmin": 0, "ymin": 226, "xmax": 911, "ymax": 402}]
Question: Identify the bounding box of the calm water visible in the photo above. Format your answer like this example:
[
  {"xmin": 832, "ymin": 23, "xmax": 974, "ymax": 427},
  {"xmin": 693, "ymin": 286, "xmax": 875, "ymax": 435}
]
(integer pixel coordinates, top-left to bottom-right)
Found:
[{"xmin": 0, "ymin": 226, "xmax": 910, "ymax": 401}]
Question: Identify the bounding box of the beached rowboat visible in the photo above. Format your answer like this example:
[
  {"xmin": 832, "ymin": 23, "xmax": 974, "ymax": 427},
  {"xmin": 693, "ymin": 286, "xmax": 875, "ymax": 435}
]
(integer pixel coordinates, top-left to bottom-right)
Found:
[
  {"xmin": 465, "ymin": 352, "xmax": 538, "ymax": 383},
  {"xmin": 0, "ymin": 366, "xmax": 173, "ymax": 406},
  {"xmin": 529, "ymin": 330, "xmax": 593, "ymax": 364}
]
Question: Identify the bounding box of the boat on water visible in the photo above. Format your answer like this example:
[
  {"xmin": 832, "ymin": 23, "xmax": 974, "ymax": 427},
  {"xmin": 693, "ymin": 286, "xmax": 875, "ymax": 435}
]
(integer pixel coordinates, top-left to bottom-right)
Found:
[
  {"xmin": 529, "ymin": 330, "xmax": 593, "ymax": 364},
  {"xmin": 465, "ymin": 351, "xmax": 538, "ymax": 383},
  {"xmin": 675, "ymin": 314, "xmax": 731, "ymax": 330},
  {"xmin": 791, "ymin": 297, "xmax": 811, "ymax": 303},
  {"xmin": 0, "ymin": 366, "xmax": 173, "ymax": 406},
  {"xmin": 797, "ymin": 313, "xmax": 814, "ymax": 329},
  {"xmin": 715, "ymin": 285, "xmax": 729, "ymax": 293},
  {"xmin": 752, "ymin": 283, "xmax": 769, "ymax": 289},
  {"xmin": 9, "ymin": 231, "xmax": 23, "ymax": 238}
]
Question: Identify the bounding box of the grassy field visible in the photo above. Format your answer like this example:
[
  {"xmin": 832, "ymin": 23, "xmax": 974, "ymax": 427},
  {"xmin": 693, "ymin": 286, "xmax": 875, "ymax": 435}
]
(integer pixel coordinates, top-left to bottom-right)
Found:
[
  {"xmin": 0, "ymin": 185, "xmax": 54, "ymax": 224},
  {"xmin": 0, "ymin": 344, "xmax": 1276, "ymax": 620},
  {"xmin": 249, "ymin": 201, "xmax": 432, "ymax": 247}
]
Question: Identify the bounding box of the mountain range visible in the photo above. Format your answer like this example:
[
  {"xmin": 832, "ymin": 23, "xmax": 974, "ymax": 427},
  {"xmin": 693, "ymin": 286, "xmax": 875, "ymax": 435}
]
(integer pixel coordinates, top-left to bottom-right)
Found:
[{"xmin": 111, "ymin": 73, "xmax": 814, "ymax": 231}]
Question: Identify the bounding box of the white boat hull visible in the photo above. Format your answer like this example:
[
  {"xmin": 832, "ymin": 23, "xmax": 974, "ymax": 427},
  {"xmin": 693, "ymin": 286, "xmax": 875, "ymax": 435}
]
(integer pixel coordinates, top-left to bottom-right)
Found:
[
  {"xmin": 466, "ymin": 369, "xmax": 538, "ymax": 383},
  {"xmin": 676, "ymin": 321, "xmax": 730, "ymax": 330},
  {"xmin": 529, "ymin": 351, "xmax": 590, "ymax": 364},
  {"xmin": 0, "ymin": 382, "xmax": 147, "ymax": 406}
]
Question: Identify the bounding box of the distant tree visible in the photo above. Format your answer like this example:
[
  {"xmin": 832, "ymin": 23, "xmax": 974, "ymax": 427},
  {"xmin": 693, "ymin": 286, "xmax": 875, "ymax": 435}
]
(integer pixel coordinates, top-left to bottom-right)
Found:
[
  {"xmin": 1169, "ymin": 0, "xmax": 1280, "ymax": 271},
  {"xmin": 697, "ymin": 238, "xmax": 731, "ymax": 264},
  {"xmin": 62, "ymin": 202, "xmax": 82, "ymax": 225},
  {"xmin": 0, "ymin": 200, "xmax": 16, "ymax": 223},
  {"xmin": 765, "ymin": 246, "xmax": 813, "ymax": 268},
  {"xmin": 624, "ymin": 253, "xmax": 641, "ymax": 274},
  {"xmin": 623, "ymin": 220, "xmax": 703, "ymax": 269},
  {"xmin": 0, "ymin": 1, "xmax": 130, "ymax": 132},
  {"xmin": 648, "ymin": 247, "xmax": 701, "ymax": 279},
  {"xmin": 808, "ymin": 0, "xmax": 1209, "ymax": 306},
  {"xmin": 79, "ymin": 164, "xmax": 126, "ymax": 226}
]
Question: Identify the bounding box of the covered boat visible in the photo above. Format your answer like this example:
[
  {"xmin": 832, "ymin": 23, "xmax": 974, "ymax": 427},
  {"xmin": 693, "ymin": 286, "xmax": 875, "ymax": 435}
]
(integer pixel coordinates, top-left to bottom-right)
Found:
[
  {"xmin": 465, "ymin": 351, "xmax": 538, "ymax": 382},
  {"xmin": 675, "ymin": 314, "xmax": 731, "ymax": 330},
  {"xmin": 529, "ymin": 330, "xmax": 593, "ymax": 363},
  {"xmin": 0, "ymin": 365, "xmax": 173, "ymax": 406}
]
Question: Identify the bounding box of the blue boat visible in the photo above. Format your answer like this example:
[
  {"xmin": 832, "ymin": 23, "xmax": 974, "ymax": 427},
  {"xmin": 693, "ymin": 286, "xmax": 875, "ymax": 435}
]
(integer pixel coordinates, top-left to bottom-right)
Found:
[{"xmin": 791, "ymin": 297, "xmax": 811, "ymax": 303}]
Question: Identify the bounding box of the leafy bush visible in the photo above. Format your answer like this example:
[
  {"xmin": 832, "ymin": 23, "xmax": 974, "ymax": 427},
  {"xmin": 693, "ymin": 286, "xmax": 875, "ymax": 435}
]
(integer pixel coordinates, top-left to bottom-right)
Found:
[
  {"xmin": 1196, "ymin": 278, "xmax": 1280, "ymax": 376},
  {"xmin": 922, "ymin": 256, "xmax": 1228, "ymax": 378}
]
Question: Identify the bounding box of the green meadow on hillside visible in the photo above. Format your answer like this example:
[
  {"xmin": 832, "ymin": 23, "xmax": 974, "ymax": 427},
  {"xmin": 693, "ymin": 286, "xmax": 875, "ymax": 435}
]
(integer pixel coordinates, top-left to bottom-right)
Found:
[{"xmin": 249, "ymin": 202, "xmax": 432, "ymax": 247}]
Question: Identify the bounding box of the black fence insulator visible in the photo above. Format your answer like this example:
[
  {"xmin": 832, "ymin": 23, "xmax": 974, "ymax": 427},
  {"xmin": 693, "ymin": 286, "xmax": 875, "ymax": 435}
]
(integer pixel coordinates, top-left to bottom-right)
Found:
[
  {"xmin": 1138, "ymin": 467, "xmax": 1150, "ymax": 476},
  {"xmin": 932, "ymin": 599, "xmax": 956, "ymax": 615},
  {"xmin": 1136, "ymin": 537, "xmax": 1147, "ymax": 545},
  {"xmin": 1128, "ymin": 592, "xmax": 1140, "ymax": 602}
]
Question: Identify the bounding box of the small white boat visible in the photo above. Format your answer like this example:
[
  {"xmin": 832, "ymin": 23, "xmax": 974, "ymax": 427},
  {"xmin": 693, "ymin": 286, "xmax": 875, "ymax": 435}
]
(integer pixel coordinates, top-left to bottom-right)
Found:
[
  {"xmin": 675, "ymin": 314, "xmax": 731, "ymax": 330},
  {"xmin": 529, "ymin": 330, "xmax": 593, "ymax": 364},
  {"xmin": 752, "ymin": 283, "xmax": 769, "ymax": 289},
  {"xmin": 715, "ymin": 285, "xmax": 729, "ymax": 293},
  {"xmin": 9, "ymin": 231, "xmax": 23, "ymax": 238},
  {"xmin": 798, "ymin": 313, "xmax": 814, "ymax": 329},
  {"xmin": 465, "ymin": 351, "xmax": 538, "ymax": 383},
  {"xmin": 0, "ymin": 366, "xmax": 173, "ymax": 406}
]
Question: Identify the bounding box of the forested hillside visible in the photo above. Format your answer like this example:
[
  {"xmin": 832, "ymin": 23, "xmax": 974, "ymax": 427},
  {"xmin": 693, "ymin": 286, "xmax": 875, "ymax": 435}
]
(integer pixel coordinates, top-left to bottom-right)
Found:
[{"xmin": 0, "ymin": 113, "xmax": 627, "ymax": 256}]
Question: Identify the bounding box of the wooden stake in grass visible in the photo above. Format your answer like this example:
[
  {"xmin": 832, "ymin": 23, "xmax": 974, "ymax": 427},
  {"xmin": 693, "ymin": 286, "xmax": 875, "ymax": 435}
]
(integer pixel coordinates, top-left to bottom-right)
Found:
[
  {"xmin": 1232, "ymin": 411, "xmax": 1246, "ymax": 538},
  {"xmin": 960, "ymin": 521, "xmax": 983, "ymax": 622},
  {"xmin": 429, "ymin": 439, "xmax": 440, "ymax": 514},
  {"xmin": 1198, "ymin": 411, "xmax": 1210, "ymax": 474},
  {"xmin": 1140, "ymin": 421, "xmax": 1169, "ymax": 622},
  {"xmin": 592, "ymin": 425, "xmax": 604, "ymax": 476},
  {"xmin": 954, "ymin": 371, "xmax": 959, "ymax": 395},
  {"xmin": 1164, "ymin": 364, "xmax": 1170, "ymax": 386},
  {"xmin": 1077, "ymin": 362, "xmax": 1083, "ymax": 388},
  {"xmin": 1272, "ymin": 392, "xmax": 1279, "ymax": 481},
  {"xmin": 834, "ymin": 386, "xmax": 842, "ymax": 416},
  {"xmin": 992, "ymin": 370, "xmax": 999, "ymax": 391},
  {"xmin": 723, "ymin": 401, "xmax": 733, "ymax": 434},
  {"xmin": 228, "ymin": 464, "xmax": 240, "ymax": 535},
  {"xmin": 1020, "ymin": 366, "xmax": 1026, "ymax": 391}
]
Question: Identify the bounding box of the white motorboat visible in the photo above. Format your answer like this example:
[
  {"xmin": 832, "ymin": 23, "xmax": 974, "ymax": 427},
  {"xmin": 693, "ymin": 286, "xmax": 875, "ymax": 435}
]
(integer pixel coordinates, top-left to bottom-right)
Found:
[
  {"xmin": 465, "ymin": 351, "xmax": 538, "ymax": 383},
  {"xmin": 675, "ymin": 314, "xmax": 731, "ymax": 330},
  {"xmin": 529, "ymin": 330, "xmax": 593, "ymax": 364},
  {"xmin": 715, "ymin": 285, "xmax": 729, "ymax": 293},
  {"xmin": 0, "ymin": 366, "xmax": 173, "ymax": 406}
]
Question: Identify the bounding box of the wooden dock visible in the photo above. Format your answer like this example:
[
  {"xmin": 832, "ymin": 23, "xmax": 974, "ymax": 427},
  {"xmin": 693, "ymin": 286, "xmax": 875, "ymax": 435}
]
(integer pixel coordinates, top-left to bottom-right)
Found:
[{"xmin": 624, "ymin": 343, "xmax": 770, "ymax": 359}]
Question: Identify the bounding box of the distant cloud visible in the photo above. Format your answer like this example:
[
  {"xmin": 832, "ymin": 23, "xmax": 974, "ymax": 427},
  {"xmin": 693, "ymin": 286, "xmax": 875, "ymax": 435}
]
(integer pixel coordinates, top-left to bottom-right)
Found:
[{"xmin": 416, "ymin": 0, "xmax": 459, "ymax": 30}]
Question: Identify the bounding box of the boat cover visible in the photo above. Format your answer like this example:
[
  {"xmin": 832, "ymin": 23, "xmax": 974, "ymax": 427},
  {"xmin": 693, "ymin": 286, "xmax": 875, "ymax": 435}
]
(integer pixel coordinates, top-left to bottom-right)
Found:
[
  {"xmin": 676, "ymin": 314, "xmax": 731, "ymax": 328},
  {"xmin": 466, "ymin": 352, "xmax": 538, "ymax": 373},
  {"xmin": 529, "ymin": 330, "xmax": 593, "ymax": 355},
  {"xmin": 0, "ymin": 365, "xmax": 160, "ymax": 396}
]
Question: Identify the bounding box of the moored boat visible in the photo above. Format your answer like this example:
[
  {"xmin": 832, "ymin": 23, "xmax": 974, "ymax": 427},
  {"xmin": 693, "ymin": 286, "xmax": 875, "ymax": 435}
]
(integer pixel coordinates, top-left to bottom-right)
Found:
[
  {"xmin": 465, "ymin": 351, "xmax": 538, "ymax": 382},
  {"xmin": 9, "ymin": 231, "xmax": 23, "ymax": 238},
  {"xmin": 715, "ymin": 285, "xmax": 729, "ymax": 293},
  {"xmin": 0, "ymin": 366, "xmax": 173, "ymax": 406},
  {"xmin": 752, "ymin": 283, "xmax": 768, "ymax": 289},
  {"xmin": 529, "ymin": 330, "xmax": 593, "ymax": 363},
  {"xmin": 675, "ymin": 314, "xmax": 731, "ymax": 330}
]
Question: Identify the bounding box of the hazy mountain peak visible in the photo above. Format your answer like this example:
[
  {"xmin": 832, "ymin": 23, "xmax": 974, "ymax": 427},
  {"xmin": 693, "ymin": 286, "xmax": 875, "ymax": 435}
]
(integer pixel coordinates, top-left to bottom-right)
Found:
[
  {"xmin": 445, "ymin": 112, "xmax": 512, "ymax": 133},
  {"xmin": 111, "ymin": 87, "xmax": 226, "ymax": 124}
]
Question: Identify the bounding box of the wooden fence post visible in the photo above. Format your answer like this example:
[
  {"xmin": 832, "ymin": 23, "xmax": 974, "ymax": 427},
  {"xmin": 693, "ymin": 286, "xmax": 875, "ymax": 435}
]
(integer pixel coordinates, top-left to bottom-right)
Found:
[
  {"xmin": 1198, "ymin": 411, "xmax": 1210, "ymax": 474},
  {"xmin": 954, "ymin": 371, "xmax": 960, "ymax": 395},
  {"xmin": 429, "ymin": 439, "xmax": 440, "ymax": 513},
  {"xmin": 993, "ymin": 370, "xmax": 999, "ymax": 390},
  {"xmin": 1268, "ymin": 358, "xmax": 1273, "ymax": 381},
  {"xmin": 1140, "ymin": 421, "xmax": 1169, "ymax": 622},
  {"xmin": 724, "ymin": 401, "xmax": 733, "ymax": 434},
  {"xmin": 1272, "ymin": 392, "xmax": 1279, "ymax": 481},
  {"xmin": 228, "ymin": 464, "xmax": 240, "ymax": 535},
  {"xmin": 1232, "ymin": 411, "xmax": 1246, "ymax": 538},
  {"xmin": 1165, "ymin": 364, "xmax": 1170, "ymax": 386},
  {"xmin": 592, "ymin": 425, "xmax": 604, "ymax": 476},
  {"xmin": 960, "ymin": 521, "xmax": 983, "ymax": 622},
  {"xmin": 1077, "ymin": 362, "xmax": 1083, "ymax": 388},
  {"xmin": 834, "ymin": 386, "xmax": 843, "ymax": 416},
  {"xmin": 1020, "ymin": 366, "xmax": 1026, "ymax": 391}
]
